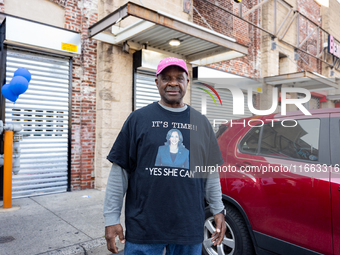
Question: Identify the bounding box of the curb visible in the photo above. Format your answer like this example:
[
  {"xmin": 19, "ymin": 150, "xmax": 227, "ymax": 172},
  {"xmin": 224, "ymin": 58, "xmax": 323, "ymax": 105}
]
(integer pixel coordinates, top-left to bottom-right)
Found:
[{"xmin": 39, "ymin": 237, "xmax": 124, "ymax": 255}]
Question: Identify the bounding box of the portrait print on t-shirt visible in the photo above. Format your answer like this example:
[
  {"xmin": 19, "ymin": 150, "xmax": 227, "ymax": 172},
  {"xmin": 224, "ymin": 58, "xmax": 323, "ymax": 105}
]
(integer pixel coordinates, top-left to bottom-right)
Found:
[{"xmin": 154, "ymin": 128, "xmax": 189, "ymax": 168}]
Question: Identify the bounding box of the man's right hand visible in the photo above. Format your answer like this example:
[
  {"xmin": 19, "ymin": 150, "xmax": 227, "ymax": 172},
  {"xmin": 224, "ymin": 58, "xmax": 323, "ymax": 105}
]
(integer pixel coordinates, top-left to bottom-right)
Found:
[{"xmin": 105, "ymin": 224, "xmax": 125, "ymax": 254}]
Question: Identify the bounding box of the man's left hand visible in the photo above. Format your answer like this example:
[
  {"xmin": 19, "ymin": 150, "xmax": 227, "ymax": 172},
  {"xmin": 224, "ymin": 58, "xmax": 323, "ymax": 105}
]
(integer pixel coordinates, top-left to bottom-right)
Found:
[{"xmin": 211, "ymin": 212, "xmax": 226, "ymax": 246}]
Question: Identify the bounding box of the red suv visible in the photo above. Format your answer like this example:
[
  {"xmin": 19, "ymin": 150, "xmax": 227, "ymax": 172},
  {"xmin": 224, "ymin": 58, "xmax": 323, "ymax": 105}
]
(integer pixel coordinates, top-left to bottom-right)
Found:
[{"xmin": 203, "ymin": 108, "xmax": 340, "ymax": 255}]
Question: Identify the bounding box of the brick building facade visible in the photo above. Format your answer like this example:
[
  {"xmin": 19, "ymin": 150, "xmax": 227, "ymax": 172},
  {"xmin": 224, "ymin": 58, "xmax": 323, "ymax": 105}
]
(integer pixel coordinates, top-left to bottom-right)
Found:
[
  {"xmin": 63, "ymin": 0, "xmax": 98, "ymax": 190},
  {"xmin": 0, "ymin": 0, "xmax": 98, "ymax": 194},
  {"xmin": 296, "ymin": 0, "xmax": 322, "ymax": 73},
  {"xmin": 1, "ymin": 0, "xmax": 340, "ymax": 196},
  {"xmin": 193, "ymin": 0, "xmax": 261, "ymax": 79},
  {"xmin": 193, "ymin": 0, "xmax": 340, "ymax": 112},
  {"xmin": 90, "ymin": 0, "xmax": 340, "ymax": 190}
]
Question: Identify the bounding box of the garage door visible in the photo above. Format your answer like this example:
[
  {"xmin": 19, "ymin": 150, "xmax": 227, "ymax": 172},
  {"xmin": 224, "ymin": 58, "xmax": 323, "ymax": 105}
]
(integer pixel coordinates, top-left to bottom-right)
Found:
[
  {"xmin": 5, "ymin": 49, "xmax": 70, "ymax": 198},
  {"xmin": 134, "ymin": 69, "xmax": 160, "ymax": 110}
]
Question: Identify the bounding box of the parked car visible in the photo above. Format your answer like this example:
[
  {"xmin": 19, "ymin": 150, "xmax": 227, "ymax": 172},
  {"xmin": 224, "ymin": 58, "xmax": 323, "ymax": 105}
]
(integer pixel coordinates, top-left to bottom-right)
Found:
[{"xmin": 203, "ymin": 108, "xmax": 340, "ymax": 255}]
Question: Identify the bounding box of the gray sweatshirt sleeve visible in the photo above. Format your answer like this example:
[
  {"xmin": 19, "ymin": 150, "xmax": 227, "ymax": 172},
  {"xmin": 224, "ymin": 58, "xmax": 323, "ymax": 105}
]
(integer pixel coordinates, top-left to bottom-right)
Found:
[
  {"xmin": 103, "ymin": 163, "xmax": 129, "ymax": 227},
  {"xmin": 205, "ymin": 177, "xmax": 225, "ymax": 215}
]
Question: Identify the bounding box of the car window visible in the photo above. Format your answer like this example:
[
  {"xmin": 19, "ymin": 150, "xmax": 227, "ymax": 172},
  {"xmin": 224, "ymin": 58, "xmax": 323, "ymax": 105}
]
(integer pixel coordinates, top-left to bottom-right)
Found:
[
  {"xmin": 240, "ymin": 127, "xmax": 261, "ymax": 154},
  {"xmin": 259, "ymin": 119, "xmax": 320, "ymax": 161}
]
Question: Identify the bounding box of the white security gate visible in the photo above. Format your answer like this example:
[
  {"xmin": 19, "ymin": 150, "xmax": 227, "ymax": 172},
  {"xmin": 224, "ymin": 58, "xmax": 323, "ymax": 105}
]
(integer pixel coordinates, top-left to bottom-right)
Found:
[
  {"xmin": 191, "ymin": 84, "xmax": 253, "ymax": 132},
  {"xmin": 135, "ymin": 69, "xmax": 160, "ymax": 110},
  {"xmin": 5, "ymin": 49, "xmax": 70, "ymax": 198}
]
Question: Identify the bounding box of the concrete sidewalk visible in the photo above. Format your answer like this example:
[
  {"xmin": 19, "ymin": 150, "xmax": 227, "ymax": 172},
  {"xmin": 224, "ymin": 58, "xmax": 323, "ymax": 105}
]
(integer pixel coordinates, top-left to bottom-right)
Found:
[{"xmin": 0, "ymin": 189, "xmax": 125, "ymax": 255}]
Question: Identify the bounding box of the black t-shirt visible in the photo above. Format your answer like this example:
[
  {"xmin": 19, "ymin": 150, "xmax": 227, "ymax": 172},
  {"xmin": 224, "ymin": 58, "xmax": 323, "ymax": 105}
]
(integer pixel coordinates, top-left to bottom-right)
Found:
[{"xmin": 107, "ymin": 102, "xmax": 223, "ymax": 244}]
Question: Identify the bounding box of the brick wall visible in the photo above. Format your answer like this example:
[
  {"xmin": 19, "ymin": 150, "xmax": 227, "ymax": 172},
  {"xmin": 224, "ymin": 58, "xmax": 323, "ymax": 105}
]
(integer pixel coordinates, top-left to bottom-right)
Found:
[
  {"xmin": 193, "ymin": 0, "xmax": 261, "ymax": 79},
  {"xmin": 296, "ymin": 0, "xmax": 322, "ymax": 74},
  {"xmin": 193, "ymin": 0, "xmax": 323, "ymax": 77},
  {"xmin": 65, "ymin": 0, "xmax": 98, "ymax": 190}
]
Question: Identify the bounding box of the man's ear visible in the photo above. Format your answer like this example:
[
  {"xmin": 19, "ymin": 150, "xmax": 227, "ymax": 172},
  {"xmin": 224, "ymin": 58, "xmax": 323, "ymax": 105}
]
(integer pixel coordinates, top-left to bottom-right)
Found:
[
  {"xmin": 155, "ymin": 78, "xmax": 159, "ymax": 89},
  {"xmin": 185, "ymin": 77, "xmax": 190, "ymax": 88}
]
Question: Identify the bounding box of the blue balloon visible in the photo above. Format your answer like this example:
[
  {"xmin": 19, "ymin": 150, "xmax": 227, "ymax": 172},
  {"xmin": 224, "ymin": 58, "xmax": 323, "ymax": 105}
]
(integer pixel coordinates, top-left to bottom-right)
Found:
[
  {"xmin": 1, "ymin": 84, "xmax": 18, "ymax": 102},
  {"xmin": 10, "ymin": 76, "xmax": 29, "ymax": 95},
  {"xmin": 14, "ymin": 68, "xmax": 31, "ymax": 82}
]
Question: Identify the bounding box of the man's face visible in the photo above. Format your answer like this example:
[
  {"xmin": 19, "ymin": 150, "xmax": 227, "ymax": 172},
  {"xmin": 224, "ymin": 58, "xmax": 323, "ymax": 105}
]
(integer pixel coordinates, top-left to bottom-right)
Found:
[{"xmin": 155, "ymin": 66, "xmax": 189, "ymax": 108}]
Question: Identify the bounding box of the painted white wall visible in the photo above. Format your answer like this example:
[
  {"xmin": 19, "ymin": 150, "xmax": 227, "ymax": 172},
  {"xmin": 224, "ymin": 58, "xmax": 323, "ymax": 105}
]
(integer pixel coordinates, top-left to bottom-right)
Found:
[{"xmin": 5, "ymin": 0, "xmax": 64, "ymax": 27}]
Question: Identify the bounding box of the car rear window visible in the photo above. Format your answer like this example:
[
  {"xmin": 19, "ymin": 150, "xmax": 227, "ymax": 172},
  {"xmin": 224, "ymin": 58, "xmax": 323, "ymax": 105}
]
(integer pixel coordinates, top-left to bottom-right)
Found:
[{"xmin": 259, "ymin": 119, "xmax": 320, "ymax": 161}]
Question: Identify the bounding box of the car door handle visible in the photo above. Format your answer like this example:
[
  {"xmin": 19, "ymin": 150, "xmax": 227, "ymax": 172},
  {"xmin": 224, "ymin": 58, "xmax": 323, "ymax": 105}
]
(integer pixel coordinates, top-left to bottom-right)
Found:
[{"xmin": 236, "ymin": 162, "xmax": 252, "ymax": 167}]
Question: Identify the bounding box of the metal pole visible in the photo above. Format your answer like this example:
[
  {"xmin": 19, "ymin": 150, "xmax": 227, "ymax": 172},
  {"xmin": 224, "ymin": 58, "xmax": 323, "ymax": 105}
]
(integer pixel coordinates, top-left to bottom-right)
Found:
[
  {"xmin": 239, "ymin": 2, "xmax": 242, "ymax": 18},
  {"xmin": 3, "ymin": 130, "xmax": 13, "ymax": 209},
  {"xmin": 317, "ymin": 27, "xmax": 320, "ymax": 59},
  {"xmin": 296, "ymin": 13, "xmax": 299, "ymax": 48},
  {"xmin": 0, "ymin": 19, "xmax": 7, "ymax": 200},
  {"xmin": 67, "ymin": 58, "xmax": 72, "ymax": 192},
  {"xmin": 306, "ymin": 21, "xmax": 308, "ymax": 52},
  {"xmin": 274, "ymin": 0, "xmax": 277, "ymax": 34}
]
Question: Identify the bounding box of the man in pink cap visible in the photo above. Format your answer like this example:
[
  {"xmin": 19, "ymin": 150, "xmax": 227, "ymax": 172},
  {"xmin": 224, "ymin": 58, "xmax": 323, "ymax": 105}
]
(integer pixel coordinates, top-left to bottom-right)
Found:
[{"xmin": 104, "ymin": 57, "xmax": 226, "ymax": 254}]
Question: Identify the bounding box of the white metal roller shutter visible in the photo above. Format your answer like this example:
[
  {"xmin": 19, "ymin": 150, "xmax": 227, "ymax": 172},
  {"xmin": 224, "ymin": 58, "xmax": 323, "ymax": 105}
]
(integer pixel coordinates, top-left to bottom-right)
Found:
[
  {"xmin": 135, "ymin": 69, "xmax": 160, "ymax": 110},
  {"xmin": 191, "ymin": 83, "xmax": 253, "ymax": 132},
  {"xmin": 5, "ymin": 49, "xmax": 70, "ymax": 198}
]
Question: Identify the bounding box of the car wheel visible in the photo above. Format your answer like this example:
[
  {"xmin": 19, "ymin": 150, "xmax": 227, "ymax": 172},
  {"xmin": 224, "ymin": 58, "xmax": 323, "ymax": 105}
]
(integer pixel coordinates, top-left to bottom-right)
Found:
[{"xmin": 202, "ymin": 206, "xmax": 255, "ymax": 255}]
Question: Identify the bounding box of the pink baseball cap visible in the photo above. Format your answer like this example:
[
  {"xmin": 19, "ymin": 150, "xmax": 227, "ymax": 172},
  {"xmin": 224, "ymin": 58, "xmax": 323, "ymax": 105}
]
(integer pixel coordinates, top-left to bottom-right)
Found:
[{"xmin": 156, "ymin": 57, "xmax": 189, "ymax": 76}]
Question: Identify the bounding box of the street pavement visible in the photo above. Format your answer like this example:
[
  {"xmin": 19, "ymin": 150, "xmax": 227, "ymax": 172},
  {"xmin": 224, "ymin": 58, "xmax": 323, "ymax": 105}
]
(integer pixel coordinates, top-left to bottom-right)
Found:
[{"xmin": 0, "ymin": 189, "xmax": 125, "ymax": 255}]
